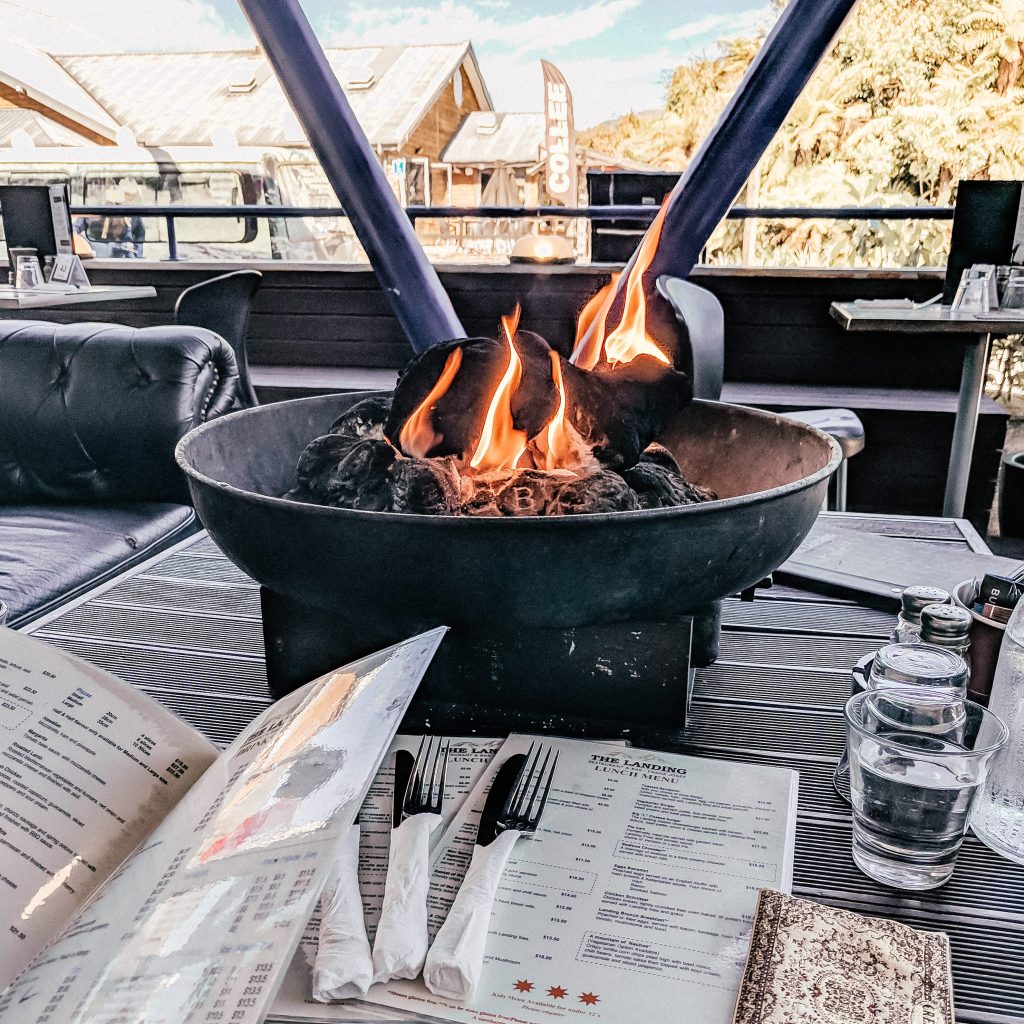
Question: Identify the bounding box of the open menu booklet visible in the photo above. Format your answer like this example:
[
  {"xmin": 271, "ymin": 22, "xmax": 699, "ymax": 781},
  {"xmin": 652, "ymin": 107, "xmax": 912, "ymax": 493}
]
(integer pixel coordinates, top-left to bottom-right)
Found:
[
  {"xmin": 0, "ymin": 626, "xmax": 447, "ymax": 1024},
  {"xmin": 276, "ymin": 737, "xmax": 799, "ymax": 1024}
]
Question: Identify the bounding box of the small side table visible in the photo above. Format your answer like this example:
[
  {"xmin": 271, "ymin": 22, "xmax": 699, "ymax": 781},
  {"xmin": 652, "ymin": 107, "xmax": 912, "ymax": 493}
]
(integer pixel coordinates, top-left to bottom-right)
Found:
[{"xmin": 830, "ymin": 302, "xmax": 1023, "ymax": 517}]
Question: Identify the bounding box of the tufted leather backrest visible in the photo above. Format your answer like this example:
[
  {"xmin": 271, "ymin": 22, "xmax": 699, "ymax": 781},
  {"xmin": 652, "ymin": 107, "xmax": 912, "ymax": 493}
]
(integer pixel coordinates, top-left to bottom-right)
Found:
[{"xmin": 0, "ymin": 321, "xmax": 239, "ymax": 505}]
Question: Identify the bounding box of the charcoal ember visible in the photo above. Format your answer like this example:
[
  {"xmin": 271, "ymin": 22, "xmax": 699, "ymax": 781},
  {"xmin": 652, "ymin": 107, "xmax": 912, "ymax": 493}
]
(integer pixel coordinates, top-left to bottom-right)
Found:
[
  {"xmin": 389, "ymin": 457, "xmax": 461, "ymax": 515},
  {"xmin": 329, "ymin": 396, "xmax": 392, "ymax": 443},
  {"xmin": 385, "ymin": 333, "xmax": 559, "ymax": 458},
  {"xmin": 680, "ymin": 479, "xmax": 718, "ymax": 503},
  {"xmin": 495, "ymin": 469, "xmax": 563, "ymax": 517},
  {"xmin": 296, "ymin": 434, "xmax": 357, "ymax": 497},
  {"xmin": 549, "ymin": 471, "xmax": 640, "ymax": 515},
  {"xmin": 639, "ymin": 443, "xmax": 681, "ymax": 472},
  {"xmin": 560, "ymin": 355, "xmax": 692, "ymax": 471},
  {"xmin": 461, "ymin": 481, "xmax": 501, "ymax": 517},
  {"xmin": 620, "ymin": 462, "xmax": 697, "ymax": 508},
  {"xmin": 323, "ymin": 439, "xmax": 397, "ymax": 510},
  {"xmin": 321, "ymin": 438, "xmax": 397, "ymax": 509},
  {"xmin": 282, "ymin": 486, "xmax": 318, "ymax": 504}
]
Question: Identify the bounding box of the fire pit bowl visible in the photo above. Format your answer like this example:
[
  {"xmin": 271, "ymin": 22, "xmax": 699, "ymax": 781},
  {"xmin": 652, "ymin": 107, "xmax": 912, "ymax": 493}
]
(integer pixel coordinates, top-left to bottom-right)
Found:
[{"xmin": 177, "ymin": 391, "xmax": 839, "ymax": 720}]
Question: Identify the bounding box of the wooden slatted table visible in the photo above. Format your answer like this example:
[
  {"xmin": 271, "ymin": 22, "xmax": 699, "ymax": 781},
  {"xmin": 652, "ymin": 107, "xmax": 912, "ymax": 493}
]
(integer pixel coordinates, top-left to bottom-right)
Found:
[{"xmin": 22, "ymin": 514, "xmax": 1024, "ymax": 1024}]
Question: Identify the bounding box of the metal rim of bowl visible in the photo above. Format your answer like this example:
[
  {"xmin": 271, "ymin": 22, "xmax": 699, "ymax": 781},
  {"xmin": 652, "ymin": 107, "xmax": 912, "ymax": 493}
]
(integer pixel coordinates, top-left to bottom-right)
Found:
[{"xmin": 175, "ymin": 397, "xmax": 843, "ymax": 529}]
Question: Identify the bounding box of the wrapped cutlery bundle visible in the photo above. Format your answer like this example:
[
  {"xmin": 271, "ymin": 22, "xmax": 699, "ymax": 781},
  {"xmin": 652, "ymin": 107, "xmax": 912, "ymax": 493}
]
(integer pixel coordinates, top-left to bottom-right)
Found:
[{"xmin": 273, "ymin": 734, "xmax": 798, "ymax": 1024}]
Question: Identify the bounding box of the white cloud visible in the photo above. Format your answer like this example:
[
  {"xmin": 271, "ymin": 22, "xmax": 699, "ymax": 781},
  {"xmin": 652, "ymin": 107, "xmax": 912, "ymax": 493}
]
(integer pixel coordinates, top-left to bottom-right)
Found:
[
  {"xmin": 325, "ymin": 0, "xmax": 640, "ymax": 56},
  {"xmin": 666, "ymin": 4, "xmax": 773, "ymax": 43},
  {"xmin": 483, "ymin": 49, "xmax": 675, "ymax": 128},
  {"xmin": 0, "ymin": 0, "xmax": 251, "ymax": 52}
]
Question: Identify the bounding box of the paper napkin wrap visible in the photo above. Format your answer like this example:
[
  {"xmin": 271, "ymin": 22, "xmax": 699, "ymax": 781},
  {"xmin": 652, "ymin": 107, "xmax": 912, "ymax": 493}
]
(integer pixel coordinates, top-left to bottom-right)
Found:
[{"xmin": 734, "ymin": 890, "xmax": 954, "ymax": 1024}]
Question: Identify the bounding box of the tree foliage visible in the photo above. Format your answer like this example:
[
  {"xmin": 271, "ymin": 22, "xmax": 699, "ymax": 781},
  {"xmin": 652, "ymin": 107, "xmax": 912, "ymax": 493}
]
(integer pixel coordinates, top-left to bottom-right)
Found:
[{"xmin": 579, "ymin": 0, "xmax": 1024, "ymax": 267}]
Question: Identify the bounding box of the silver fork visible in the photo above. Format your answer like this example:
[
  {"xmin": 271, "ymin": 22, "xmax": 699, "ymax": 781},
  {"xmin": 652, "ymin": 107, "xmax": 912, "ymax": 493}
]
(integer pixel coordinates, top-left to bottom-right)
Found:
[
  {"xmin": 499, "ymin": 743, "xmax": 558, "ymax": 836},
  {"xmin": 405, "ymin": 735, "xmax": 450, "ymax": 818},
  {"xmin": 372, "ymin": 737, "xmax": 450, "ymax": 983},
  {"xmin": 424, "ymin": 744, "xmax": 558, "ymax": 1001}
]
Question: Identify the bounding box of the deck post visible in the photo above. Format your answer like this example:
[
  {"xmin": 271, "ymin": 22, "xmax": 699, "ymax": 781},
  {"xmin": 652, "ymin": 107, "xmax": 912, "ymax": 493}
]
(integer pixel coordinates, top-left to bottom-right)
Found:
[{"xmin": 236, "ymin": 0, "xmax": 465, "ymax": 352}]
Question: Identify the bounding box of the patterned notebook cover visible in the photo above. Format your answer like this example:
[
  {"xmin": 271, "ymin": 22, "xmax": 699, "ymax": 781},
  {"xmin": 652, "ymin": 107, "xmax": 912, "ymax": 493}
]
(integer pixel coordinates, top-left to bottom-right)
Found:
[{"xmin": 733, "ymin": 890, "xmax": 955, "ymax": 1024}]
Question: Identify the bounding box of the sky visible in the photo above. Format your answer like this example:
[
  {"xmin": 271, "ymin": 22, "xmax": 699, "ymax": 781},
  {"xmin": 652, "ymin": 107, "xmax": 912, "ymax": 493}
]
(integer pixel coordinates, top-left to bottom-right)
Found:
[{"xmin": 0, "ymin": 0, "xmax": 776, "ymax": 128}]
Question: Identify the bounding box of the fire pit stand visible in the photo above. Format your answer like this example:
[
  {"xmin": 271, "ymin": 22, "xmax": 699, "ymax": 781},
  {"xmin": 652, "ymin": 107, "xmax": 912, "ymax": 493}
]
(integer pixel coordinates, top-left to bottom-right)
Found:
[{"xmin": 261, "ymin": 588, "xmax": 725, "ymax": 736}]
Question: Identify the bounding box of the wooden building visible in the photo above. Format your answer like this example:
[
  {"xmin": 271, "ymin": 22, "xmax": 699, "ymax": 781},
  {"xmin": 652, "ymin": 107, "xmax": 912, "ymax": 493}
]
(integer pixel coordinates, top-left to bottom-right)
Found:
[{"xmin": 0, "ymin": 38, "xmax": 492, "ymax": 207}]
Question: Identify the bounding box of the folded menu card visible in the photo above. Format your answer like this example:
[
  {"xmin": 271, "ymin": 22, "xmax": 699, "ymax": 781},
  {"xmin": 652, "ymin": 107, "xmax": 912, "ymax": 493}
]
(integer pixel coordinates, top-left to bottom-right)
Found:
[{"xmin": 733, "ymin": 890, "xmax": 954, "ymax": 1024}]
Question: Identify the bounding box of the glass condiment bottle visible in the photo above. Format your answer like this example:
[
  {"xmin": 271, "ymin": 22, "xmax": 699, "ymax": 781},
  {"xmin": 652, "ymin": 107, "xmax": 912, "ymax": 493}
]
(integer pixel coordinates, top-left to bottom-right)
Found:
[
  {"xmin": 970, "ymin": 598, "xmax": 1024, "ymax": 865},
  {"xmin": 920, "ymin": 603, "xmax": 972, "ymax": 676},
  {"xmin": 891, "ymin": 585, "xmax": 951, "ymax": 643}
]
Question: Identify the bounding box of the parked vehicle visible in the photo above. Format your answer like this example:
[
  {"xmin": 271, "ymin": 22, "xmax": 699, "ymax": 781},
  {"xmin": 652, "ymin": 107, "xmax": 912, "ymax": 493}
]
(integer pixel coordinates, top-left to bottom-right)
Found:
[{"xmin": 0, "ymin": 145, "xmax": 358, "ymax": 260}]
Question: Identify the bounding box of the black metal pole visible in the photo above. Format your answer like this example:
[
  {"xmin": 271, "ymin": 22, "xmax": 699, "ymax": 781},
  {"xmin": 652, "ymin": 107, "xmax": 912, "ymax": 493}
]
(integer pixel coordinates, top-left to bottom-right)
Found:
[
  {"xmin": 236, "ymin": 0, "xmax": 464, "ymax": 352},
  {"xmin": 599, "ymin": 0, "xmax": 860, "ymax": 331}
]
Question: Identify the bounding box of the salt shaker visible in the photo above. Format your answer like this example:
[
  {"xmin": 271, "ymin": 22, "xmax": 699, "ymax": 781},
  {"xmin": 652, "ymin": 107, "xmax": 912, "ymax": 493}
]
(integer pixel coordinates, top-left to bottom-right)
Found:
[
  {"xmin": 920, "ymin": 603, "xmax": 972, "ymax": 674},
  {"xmin": 891, "ymin": 585, "xmax": 950, "ymax": 643},
  {"xmin": 970, "ymin": 598, "xmax": 1024, "ymax": 865}
]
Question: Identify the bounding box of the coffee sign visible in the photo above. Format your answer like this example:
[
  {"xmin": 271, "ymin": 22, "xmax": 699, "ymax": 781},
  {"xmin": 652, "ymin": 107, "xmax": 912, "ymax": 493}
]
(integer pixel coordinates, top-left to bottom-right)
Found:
[{"xmin": 541, "ymin": 60, "xmax": 577, "ymax": 207}]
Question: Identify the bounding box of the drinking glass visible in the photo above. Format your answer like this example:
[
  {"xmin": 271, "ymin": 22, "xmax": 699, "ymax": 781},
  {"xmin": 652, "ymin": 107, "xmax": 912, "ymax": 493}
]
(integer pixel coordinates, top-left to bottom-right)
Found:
[
  {"xmin": 999, "ymin": 266, "xmax": 1024, "ymax": 311},
  {"xmin": 866, "ymin": 643, "xmax": 968, "ymax": 697},
  {"xmin": 844, "ymin": 689, "xmax": 1007, "ymax": 890},
  {"xmin": 14, "ymin": 255, "xmax": 42, "ymax": 290}
]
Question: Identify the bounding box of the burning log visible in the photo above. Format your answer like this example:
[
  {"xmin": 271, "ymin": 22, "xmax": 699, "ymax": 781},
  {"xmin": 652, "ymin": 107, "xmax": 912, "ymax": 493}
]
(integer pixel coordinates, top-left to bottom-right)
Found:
[{"xmin": 559, "ymin": 356, "xmax": 692, "ymax": 471}]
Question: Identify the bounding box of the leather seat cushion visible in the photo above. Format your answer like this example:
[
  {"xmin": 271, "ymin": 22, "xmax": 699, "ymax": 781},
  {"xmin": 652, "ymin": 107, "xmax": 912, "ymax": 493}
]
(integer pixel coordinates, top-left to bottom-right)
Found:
[{"xmin": 0, "ymin": 503, "xmax": 196, "ymax": 627}]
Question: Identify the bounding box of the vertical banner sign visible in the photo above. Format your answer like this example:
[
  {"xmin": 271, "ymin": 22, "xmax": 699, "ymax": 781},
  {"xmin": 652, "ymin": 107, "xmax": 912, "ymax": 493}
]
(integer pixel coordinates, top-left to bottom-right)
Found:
[{"xmin": 541, "ymin": 60, "xmax": 577, "ymax": 207}]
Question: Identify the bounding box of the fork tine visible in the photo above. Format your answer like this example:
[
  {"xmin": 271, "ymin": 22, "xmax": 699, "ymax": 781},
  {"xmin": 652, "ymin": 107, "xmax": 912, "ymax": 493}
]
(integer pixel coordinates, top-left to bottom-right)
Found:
[
  {"xmin": 436, "ymin": 740, "xmax": 450, "ymax": 811},
  {"xmin": 427, "ymin": 736, "xmax": 444, "ymax": 808},
  {"xmin": 510, "ymin": 743, "xmax": 543, "ymax": 820},
  {"xmin": 529, "ymin": 750, "xmax": 558, "ymax": 827},
  {"xmin": 502, "ymin": 741, "xmax": 534, "ymax": 817},
  {"xmin": 407, "ymin": 735, "xmax": 427, "ymax": 812},
  {"xmin": 522, "ymin": 747, "xmax": 552, "ymax": 823}
]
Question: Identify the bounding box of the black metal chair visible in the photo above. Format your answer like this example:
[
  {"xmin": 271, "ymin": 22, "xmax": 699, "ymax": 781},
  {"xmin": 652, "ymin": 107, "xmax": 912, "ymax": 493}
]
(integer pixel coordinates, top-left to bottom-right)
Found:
[
  {"xmin": 656, "ymin": 275, "xmax": 864, "ymax": 510},
  {"xmin": 175, "ymin": 270, "xmax": 262, "ymax": 408}
]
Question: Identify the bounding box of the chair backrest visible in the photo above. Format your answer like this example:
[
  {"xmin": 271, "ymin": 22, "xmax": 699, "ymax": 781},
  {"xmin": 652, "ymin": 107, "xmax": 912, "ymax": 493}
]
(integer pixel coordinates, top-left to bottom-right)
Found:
[
  {"xmin": 0, "ymin": 321, "xmax": 238, "ymax": 505},
  {"xmin": 175, "ymin": 269, "xmax": 262, "ymax": 407},
  {"xmin": 655, "ymin": 276, "xmax": 724, "ymax": 400}
]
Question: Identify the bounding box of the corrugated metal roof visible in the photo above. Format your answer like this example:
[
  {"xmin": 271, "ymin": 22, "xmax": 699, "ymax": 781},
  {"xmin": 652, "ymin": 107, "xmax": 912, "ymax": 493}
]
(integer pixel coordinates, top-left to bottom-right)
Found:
[
  {"xmin": 442, "ymin": 112, "xmax": 545, "ymax": 166},
  {"xmin": 52, "ymin": 43, "xmax": 486, "ymax": 149},
  {"xmin": 0, "ymin": 109, "xmax": 93, "ymax": 147},
  {"xmin": 1, "ymin": 40, "xmax": 119, "ymax": 140}
]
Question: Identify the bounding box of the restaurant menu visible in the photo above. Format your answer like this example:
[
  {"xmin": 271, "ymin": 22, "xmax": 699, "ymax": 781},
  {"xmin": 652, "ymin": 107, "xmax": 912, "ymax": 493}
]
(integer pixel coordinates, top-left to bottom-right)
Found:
[
  {"xmin": 0, "ymin": 627, "xmax": 445, "ymax": 1024},
  {"xmin": 359, "ymin": 734, "xmax": 798, "ymax": 1024}
]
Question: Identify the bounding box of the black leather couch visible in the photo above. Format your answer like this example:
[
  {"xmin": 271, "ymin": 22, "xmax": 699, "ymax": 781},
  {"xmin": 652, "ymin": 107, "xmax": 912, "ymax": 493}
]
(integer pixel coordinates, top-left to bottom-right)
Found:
[{"xmin": 0, "ymin": 321, "xmax": 239, "ymax": 628}]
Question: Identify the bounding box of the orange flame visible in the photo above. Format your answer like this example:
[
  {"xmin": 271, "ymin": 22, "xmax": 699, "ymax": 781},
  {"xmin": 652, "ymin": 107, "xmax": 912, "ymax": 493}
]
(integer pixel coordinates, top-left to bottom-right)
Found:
[
  {"xmin": 570, "ymin": 202, "xmax": 671, "ymax": 370},
  {"xmin": 469, "ymin": 306, "xmax": 529, "ymax": 473},
  {"xmin": 535, "ymin": 350, "xmax": 570, "ymax": 471},
  {"xmin": 398, "ymin": 347, "xmax": 463, "ymax": 457}
]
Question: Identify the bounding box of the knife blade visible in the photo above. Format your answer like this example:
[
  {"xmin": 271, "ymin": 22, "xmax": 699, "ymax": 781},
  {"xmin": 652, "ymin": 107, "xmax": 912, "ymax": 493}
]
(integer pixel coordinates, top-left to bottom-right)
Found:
[
  {"xmin": 391, "ymin": 748, "xmax": 415, "ymax": 828},
  {"xmin": 475, "ymin": 753, "xmax": 526, "ymax": 847}
]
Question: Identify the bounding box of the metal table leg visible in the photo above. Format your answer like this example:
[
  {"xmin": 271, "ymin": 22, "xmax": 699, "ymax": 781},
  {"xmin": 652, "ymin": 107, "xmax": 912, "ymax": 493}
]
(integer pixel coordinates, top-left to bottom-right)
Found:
[{"xmin": 943, "ymin": 333, "xmax": 991, "ymax": 517}]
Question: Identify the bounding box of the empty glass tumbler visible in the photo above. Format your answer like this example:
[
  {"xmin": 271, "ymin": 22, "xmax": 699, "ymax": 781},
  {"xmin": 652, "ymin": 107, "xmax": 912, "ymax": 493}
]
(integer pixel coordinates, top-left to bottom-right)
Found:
[{"xmin": 845, "ymin": 689, "xmax": 1008, "ymax": 890}]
